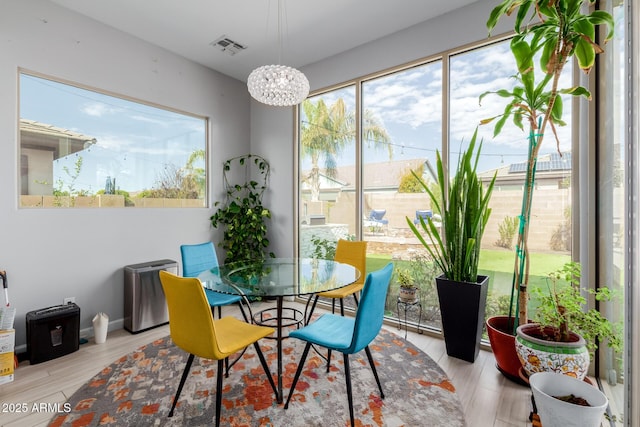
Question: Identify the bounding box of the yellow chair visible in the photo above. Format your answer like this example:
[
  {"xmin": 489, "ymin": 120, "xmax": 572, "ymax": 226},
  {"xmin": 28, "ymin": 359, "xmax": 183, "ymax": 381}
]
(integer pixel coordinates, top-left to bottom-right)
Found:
[
  {"xmin": 305, "ymin": 239, "xmax": 367, "ymax": 323},
  {"xmin": 159, "ymin": 270, "xmax": 277, "ymax": 427}
]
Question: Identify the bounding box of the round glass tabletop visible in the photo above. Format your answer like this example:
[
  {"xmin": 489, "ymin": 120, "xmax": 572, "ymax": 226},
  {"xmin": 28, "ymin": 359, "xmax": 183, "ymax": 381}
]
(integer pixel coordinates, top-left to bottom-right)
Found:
[{"xmin": 198, "ymin": 257, "xmax": 360, "ymax": 298}]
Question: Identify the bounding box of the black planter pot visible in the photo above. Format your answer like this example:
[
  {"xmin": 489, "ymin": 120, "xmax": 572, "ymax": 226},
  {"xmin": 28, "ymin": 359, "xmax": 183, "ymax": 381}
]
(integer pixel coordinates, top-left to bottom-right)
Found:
[{"xmin": 436, "ymin": 274, "xmax": 489, "ymax": 363}]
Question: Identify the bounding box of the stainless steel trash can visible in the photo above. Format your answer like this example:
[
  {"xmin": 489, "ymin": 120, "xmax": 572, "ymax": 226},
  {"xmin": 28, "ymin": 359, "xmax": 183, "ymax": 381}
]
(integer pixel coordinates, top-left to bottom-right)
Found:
[{"xmin": 123, "ymin": 259, "xmax": 177, "ymax": 333}]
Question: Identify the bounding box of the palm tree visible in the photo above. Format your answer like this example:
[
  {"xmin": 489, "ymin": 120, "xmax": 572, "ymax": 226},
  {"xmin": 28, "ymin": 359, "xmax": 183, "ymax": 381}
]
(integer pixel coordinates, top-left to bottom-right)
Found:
[
  {"xmin": 184, "ymin": 149, "xmax": 206, "ymax": 198},
  {"xmin": 300, "ymin": 98, "xmax": 391, "ymax": 201}
]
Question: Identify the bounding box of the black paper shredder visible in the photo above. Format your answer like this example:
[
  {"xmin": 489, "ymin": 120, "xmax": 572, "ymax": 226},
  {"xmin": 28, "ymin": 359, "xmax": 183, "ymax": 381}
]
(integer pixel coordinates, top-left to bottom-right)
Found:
[{"xmin": 26, "ymin": 303, "xmax": 80, "ymax": 364}]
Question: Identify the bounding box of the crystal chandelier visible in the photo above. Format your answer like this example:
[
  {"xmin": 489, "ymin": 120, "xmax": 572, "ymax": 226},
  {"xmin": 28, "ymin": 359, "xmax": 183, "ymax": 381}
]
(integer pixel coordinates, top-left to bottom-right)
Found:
[{"xmin": 247, "ymin": 0, "xmax": 309, "ymax": 106}]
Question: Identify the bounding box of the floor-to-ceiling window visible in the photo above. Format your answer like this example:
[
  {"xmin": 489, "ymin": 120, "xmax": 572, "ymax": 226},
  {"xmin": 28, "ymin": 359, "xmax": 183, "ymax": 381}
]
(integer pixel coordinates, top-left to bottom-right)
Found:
[
  {"xmin": 598, "ymin": 0, "xmax": 627, "ymax": 423},
  {"xmin": 450, "ymin": 39, "xmax": 574, "ymax": 327},
  {"xmin": 297, "ymin": 35, "xmax": 575, "ymax": 328},
  {"xmin": 299, "ymin": 86, "xmax": 357, "ymax": 258},
  {"xmin": 360, "ymin": 61, "xmax": 443, "ymax": 322}
]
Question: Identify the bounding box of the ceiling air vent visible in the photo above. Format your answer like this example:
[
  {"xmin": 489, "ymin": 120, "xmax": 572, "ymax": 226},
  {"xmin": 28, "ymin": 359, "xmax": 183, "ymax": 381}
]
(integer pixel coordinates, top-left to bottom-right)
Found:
[{"xmin": 210, "ymin": 36, "xmax": 247, "ymax": 56}]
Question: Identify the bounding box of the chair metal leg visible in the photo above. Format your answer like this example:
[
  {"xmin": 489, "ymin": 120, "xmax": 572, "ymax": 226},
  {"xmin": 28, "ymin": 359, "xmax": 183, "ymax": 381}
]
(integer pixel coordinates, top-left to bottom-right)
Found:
[
  {"xmin": 284, "ymin": 342, "xmax": 312, "ymax": 409},
  {"xmin": 339, "ymin": 298, "xmax": 345, "ymax": 316},
  {"xmin": 305, "ymin": 295, "xmax": 320, "ymax": 325},
  {"xmin": 253, "ymin": 342, "xmax": 278, "ymax": 398},
  {"xmin": 237, "ymin": 301, "xmax": 249, "ymax": 322},
  {"xmin": 217, "ymin": 306, "xmax": 222, "ymax": 319},
  {"xmin": 343, "ymin": 353, "xmax": 355, "ymax": 427},
  {"xmin": 364, "ymin": 346, "xmax": 384, "ymax": 398},
  {"xmin": 169, "ymin": 353, "xmax": 195, "ymax": 417},
  {"xmin": 326, "ymin": 348, "xmax": 332, "ymax": 373},
  {"xmin": 215, "ymin": 359, "xmax": 224, "ymax": 427}
]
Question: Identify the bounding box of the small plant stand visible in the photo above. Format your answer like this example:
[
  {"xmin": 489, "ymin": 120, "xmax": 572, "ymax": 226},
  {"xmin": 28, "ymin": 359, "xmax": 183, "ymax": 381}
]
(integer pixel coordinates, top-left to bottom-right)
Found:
[{"xmin": 396, "ymin": 296, "xmax": 422, "ymax": 339}]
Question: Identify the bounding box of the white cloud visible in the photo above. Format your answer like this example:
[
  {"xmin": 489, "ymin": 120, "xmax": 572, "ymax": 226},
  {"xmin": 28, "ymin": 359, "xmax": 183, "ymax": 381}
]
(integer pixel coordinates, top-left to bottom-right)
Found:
[{"xmin": 82, "ymin": 102, "xmax": 118, "ymax": 117}]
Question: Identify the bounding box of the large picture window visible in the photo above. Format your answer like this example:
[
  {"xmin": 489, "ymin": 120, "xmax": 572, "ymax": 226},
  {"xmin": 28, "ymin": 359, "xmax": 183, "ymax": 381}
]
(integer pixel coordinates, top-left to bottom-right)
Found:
[{"xmin": 19, "ymin": 71, "xmax": 207, "ymax": 208}]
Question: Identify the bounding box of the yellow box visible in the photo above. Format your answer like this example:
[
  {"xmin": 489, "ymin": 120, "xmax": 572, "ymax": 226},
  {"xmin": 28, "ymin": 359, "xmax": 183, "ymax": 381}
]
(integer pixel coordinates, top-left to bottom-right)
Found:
[{"xmin": 0, "ymin": 329, "xmax": 15, "ymax": 385}]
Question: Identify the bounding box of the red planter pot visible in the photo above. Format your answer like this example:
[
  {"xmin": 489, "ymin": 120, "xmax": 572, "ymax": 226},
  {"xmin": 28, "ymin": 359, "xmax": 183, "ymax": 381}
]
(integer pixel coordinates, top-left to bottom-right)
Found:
[{"xmin": 486, "ymin": 316, "xmax": 526, "ymax": 385}]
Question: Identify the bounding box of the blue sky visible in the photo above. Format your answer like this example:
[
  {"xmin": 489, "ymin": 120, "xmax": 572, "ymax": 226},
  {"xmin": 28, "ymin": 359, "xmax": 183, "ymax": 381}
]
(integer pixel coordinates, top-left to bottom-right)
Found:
[
  {"xmin": 20, "ymin": 73, "xmax": 206, "ymax": 194},
  {"xmin": 301, "ymin": 38, "xmax": 574, "ymax": 176}
]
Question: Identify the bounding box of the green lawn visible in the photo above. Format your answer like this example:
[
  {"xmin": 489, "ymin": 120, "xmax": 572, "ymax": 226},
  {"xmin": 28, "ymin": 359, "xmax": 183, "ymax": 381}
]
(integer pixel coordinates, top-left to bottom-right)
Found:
[
  {"xmin": 365, "ymin": 248, "xmax": 571, "ymax": 296},
  {"xmin": 479, "ymin": 249, "xmax": 570, "ymax": 276},
  {"xmin": 365, "ymin": 248, "xmax": 571, "ymax": 322}
]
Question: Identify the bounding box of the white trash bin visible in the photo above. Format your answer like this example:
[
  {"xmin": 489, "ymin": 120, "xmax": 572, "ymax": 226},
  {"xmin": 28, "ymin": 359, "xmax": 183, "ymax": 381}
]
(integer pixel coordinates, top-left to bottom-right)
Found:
[{"xmin": 92, "ymin": 312, "xmax": 109, "ymax": 344}]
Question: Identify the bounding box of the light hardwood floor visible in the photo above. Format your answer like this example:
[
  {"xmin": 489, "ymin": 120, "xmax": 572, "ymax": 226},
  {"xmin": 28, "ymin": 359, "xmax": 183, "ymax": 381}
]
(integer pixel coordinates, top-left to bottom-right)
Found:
[{"xmin": 2, "ymin": 301, "xmax": 537, "ymax": 427}]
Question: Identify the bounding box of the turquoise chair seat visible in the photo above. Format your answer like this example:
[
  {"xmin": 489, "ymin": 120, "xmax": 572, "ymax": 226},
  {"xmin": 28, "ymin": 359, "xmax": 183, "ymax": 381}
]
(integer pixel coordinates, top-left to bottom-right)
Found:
[
  {"xmin": 285, "ymin": 263, "xmax": 394, "ymax": 427},
  {"xmin": 293, "ymin": 314, "xmax": 355, "ymax": 350}
]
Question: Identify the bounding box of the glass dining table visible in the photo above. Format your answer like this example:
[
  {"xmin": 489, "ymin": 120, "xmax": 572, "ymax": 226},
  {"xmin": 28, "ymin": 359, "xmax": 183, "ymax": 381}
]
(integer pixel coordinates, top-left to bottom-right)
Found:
[{"xmin": 198, "ymin": 257, "xmax": 360, "ymax": 403}]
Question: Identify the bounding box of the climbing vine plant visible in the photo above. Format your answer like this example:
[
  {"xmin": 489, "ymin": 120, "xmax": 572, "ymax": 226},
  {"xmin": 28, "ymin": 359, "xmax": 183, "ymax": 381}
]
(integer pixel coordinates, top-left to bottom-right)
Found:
[{"xmin": 210, "ymin": 154, "xmax": 275, "ymax": 264}]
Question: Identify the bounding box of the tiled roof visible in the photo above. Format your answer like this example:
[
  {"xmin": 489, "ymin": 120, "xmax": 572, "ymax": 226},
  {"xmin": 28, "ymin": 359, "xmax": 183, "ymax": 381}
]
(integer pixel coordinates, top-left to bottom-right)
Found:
[{"xmin": 20, "ymin": 118, "xmax": 96, "ymax": 142}]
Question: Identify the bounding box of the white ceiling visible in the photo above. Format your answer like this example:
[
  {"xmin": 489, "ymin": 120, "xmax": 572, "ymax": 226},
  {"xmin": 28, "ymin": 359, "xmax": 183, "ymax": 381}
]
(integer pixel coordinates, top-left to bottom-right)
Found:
[{"xmin": 50, "ymin": 0, "xmax": 478, "ymax": 81}]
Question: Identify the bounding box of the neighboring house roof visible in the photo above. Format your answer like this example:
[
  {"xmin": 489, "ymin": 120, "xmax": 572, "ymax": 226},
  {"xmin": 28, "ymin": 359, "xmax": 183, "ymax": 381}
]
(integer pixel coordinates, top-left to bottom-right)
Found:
[
  {"xmin": 300, "ymin": 172, "xmax": 347, "ymax": 190},
  {"xmin": 20, "ymin": 119, "xmax": 96, "ymax": 142},
  {"xmin": 305, "ymin": 152, "xmax": 571, "ymax": 193},
  {"xmin": 332, "ymin": 158, "xmax": 426, "ymax": 191},
  {"xmin": 479, "ymin": 152, "xmax": 571, "ymax": 184},
  {"xmin": 20, "ymin": 119, "xmax": 97, "ymax": 159}
]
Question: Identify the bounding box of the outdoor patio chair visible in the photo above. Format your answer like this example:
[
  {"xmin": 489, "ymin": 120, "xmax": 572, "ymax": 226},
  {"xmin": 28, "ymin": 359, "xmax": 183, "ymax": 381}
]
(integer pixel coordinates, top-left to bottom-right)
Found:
[
  {"xmin": 364, "ymin": 209, "xmax": 389, "ymax": 233},
  {"xmin": 413, "ymin": 209, "xmax": 432, "ymax": 224},
  {"xmin": 368, "ymin": 209, "xmax": 389, "ymax": 225}
]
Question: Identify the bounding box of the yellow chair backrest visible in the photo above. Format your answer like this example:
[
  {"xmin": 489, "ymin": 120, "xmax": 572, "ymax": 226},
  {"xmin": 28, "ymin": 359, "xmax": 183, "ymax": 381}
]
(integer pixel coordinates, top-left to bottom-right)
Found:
[
  {"xmin": 159, "ymin": 270, "xmax": 224, "ymax": 360},
  {"xmin": 334, "ymin": 239, "xmax": 367, "ymax": 285}
]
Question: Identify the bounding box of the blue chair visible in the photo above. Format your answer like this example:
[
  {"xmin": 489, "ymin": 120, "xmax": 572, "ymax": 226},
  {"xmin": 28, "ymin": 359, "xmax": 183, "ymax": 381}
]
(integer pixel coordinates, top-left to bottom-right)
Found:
[
  {"xmin": 180, "ymin": 242, "xmax": 247, "ymax": 321},
  {"xmin": 368, "ymin": 209, "xmax": 389, "ymax": 225},
  {"xmin": 284, "ymin": 263, "xmax": 394, "ymax": 427},
  {"xmin": 413, "ymin": 209, "xmax": 432, "ymax": 224}
]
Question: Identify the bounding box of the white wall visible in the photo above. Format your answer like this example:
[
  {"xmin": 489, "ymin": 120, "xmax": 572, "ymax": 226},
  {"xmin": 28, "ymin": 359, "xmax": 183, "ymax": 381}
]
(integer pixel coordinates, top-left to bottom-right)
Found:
[
  {"xmin": 1, "ymin": 0, "xmax": 251, "ymax": 348},
  {"xmin": 253, "ymin": 0, "xmax": 512, "ymax": 259}
]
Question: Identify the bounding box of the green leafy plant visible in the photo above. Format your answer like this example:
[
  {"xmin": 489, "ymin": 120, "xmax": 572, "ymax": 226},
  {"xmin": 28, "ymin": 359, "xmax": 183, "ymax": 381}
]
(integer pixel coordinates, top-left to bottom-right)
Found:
[
  {"xmin": 309, "ymin": 236, "xmax": 337, "ymax": 260},
  {"xmin": 495, "ymin": 216, "xmax": 518, "ymax": 249},
  {"xmin": 406, "ymin": 128, "xmax": 496, "ymax": 283},
  {"xmin": 210, "ymin": 154, "xmax": 275, "ymax": 264},
  {"xmin": 483, "ymin": 0, "xmax": 614, "ymax": 329},
  {"xmin": 549, "ymin": 206, "xmax": 571, "ymax": 251},
  {"xmin": 531, "ymin": 261, "xmax": 623, "ymax": 357},
  {"xmin": 396, "ymin": 268, "xmax": 416, "ymax": 289},
  {"xmin": 398, "ymin": 164, "xmax": 426, "ymax": 193},
  {"xmin": 308, "ymin": 235, "xmax": 355, "ymax": 260}
]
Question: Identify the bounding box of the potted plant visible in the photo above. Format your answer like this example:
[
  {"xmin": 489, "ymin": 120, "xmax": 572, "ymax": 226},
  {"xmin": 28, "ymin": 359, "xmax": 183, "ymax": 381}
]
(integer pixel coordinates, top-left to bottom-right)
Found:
[
  {"xmin": 529, "ymin": 371, "xmax": 609, "ymax": 427},
  {"xmin": 482, "ymin": 0, "xmax": 614, "ymax": 380},
  {"xmin": 407, "ymin": 128, "xmax": 496, "ymax": 363},
  {"xmin": 516, "ymin": 262, "xmax": 622, "ymax": 380},
  {"xmin": 210, "ymin": 154, "xmax": 275, "ymax": 264},
  {"xmin": 396, "ymin": 268, "xmax": 418, "ymax": 303}
]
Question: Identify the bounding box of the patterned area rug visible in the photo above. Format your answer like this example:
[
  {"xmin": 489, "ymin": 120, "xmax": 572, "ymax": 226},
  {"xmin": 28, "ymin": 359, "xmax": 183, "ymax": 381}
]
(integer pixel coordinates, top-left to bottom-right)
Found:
[{"xmin": 49, "ymin": 328, "xmax": 466, "ymax": 426}]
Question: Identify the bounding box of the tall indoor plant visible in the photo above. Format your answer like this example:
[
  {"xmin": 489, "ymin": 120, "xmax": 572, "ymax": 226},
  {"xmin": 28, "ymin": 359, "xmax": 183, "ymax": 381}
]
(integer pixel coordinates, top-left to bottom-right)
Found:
[
  {"xmin": 210, "ymin": 154, "xmax": 275, "ymax": 263},
  {"xmin": 482, "ymin": 0, "xmax": 614, "ymax": 380},
  {"xmin": 407, "ymin": 128, "xmax": 496, "ymax": 362}
]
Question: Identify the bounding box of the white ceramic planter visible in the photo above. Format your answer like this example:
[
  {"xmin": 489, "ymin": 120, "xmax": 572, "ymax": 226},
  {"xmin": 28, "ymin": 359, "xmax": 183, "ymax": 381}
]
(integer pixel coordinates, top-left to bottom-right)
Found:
[
  {"xmin": 398, "ymin": 286, "xmax": 418, "ymax": 302},
  {"xmin": 530, "ymin": 372, "xmax": 608, "ymax": 427}
]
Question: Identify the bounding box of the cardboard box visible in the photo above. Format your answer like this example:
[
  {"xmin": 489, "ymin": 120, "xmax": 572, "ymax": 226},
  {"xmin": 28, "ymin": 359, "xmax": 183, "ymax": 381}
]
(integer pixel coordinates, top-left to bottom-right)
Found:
[{"xmin": 0, "ymin": 329, "xmax": 15, "ymax": 385}]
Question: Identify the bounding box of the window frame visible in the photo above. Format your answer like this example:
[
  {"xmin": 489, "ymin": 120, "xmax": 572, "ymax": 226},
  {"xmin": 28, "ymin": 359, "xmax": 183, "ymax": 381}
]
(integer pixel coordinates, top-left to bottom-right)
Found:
[{"xmin": 18, "ymin": 69, "xmax": 209, "ymax": 209}]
